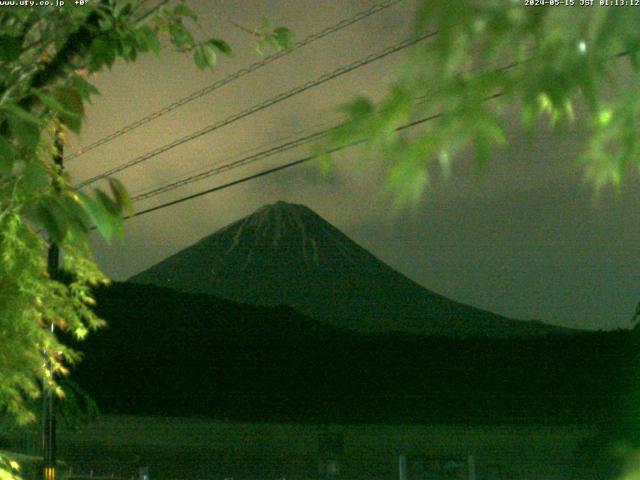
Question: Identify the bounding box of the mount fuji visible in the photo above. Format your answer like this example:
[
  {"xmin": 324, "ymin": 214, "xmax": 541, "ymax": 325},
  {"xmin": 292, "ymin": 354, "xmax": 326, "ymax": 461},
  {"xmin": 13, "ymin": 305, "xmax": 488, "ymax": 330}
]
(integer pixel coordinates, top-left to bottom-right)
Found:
[{"xmin": 129, "ymin": 201, "xmax": 560, "ymax": 337}]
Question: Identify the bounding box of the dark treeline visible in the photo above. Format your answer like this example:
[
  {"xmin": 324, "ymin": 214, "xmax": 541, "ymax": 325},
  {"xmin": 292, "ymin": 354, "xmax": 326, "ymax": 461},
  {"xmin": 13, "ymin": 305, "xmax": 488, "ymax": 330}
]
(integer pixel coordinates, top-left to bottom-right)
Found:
[{"xmin": 70, "ymin": 282, "xmax": 640, "ymax": 428}]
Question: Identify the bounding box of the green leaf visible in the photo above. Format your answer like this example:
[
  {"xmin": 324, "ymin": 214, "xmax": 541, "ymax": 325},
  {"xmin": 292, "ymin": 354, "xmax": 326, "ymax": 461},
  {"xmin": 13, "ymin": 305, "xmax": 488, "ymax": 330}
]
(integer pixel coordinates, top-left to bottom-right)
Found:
[
  {"xmin": 54, "ymin": 88, "xmax": 84, "ymax": 133},
  {"xmin": 60, "ymin": 195, "xmax": 92, "ymax": 233},
  {"xmin": 95, "ymin": 189, "xmax": 124, "ymax": 241},
  {"xmin": 272, "ymin": 27, "xmax": 293, "ymax": 50},
  {"xmin": 202, "ymin": 43, "xmax": 217, "ymax": 67},
  {"xmin": 114, "ymin": 1, "xmax": 133, "ymax": 18},
  {"xmin": 474, "ymin": 134, "xmax": 491, "ymax": 172},
  {"xmin": 387, "ymin": 157, "xmax": 428, "ymax": 206},
  {"xmin": 576, "ymin": 66, "xmax": 599, "ymax": 112},
  {"xmin": 438, "ymin": 150, "xmax": 451, "ymax": 178},
  {"xmin": 98, "ymin": 16, "xmax": 114, "ymax": 31},
  {"xmin": 69, "ymin": 74, "xmax": 100, "ymax": 103},
  {"xmin": 206, "ymin": 38, "xmax": 231, "ymax": 56},
  {"xmin": 343, "ymin": 96, "xmax": 374, "ymax": 120},
  {"xmin": 22, "ymin": 159, "xmax": 49, "ymax": 190},
  {"xmin": 104, "ymin": 47, "xmax": 117, "ymax": 69},
  {"xmin": 32, "ymin": 91, "xmax": 68, "ymax": 115},
  {"xmin": 131, "ymin": 31, "xmax": 149, "ymax": 54},
  {"xmin": 194, "ymin": 43, "xmax": 218, "ymax": 69},
  {"xmin": 153, "ymin": 15, "xmax": 169, "ymax": 32},
  {"xmin": 89, "ymin": 36, "xmax": 111, "ymax": 71},
  {"xmin": 193, "ymin": 46, "xmax": 207, "ymax": 70},
  {"xmin": 260, "ymin": 16, "xmax": 272, "ymax": 32},
  {"xmin": 31, "ymin": 89, "xmax": 84, "ymax": 132},
  {"xmin": 108, "ymin": 178, "xmax": 133, "ymax": 214},
  {"xmin": 174, "ymin": 4, "xmax": 198, "ymax": 21},
  {"xmin": 0, "ymin": 66, "xmax": 10, "ymax": 84},
  {"xmin": 139, "ymin": 25, "xmax": 161, "ymax": 55},
  {"xmin": 0, "ymin": 35, "xmax": 21, "ymax": 62},
  {"xmin": 0, "ymin": 136, "xmax": 15, "ymax": 176},
  {"xmin": 169, "ymin": 22, "xmax": 195, "ymax": 49},
  {"xmin": 597, "ymin": 108, "xmax": 613, "ymax": 127},
  {"xmin": 35, "ymin": 197, "xmax": 69, "ymax": 244},
  {"xmin": 477, "ymin": 116, "xmax": 506, "ymax": 146},
  {"xmin": 1, "ymin": 105, "xmax": 41, "ymax": 150},
  {"xmin": 311, "ymin": 144, "xmax": 333, "ymax": 176},
  {"xmin": 1, "ymin": 104, "xmax": 41, "ymax": 126},
  {"xmin": 120, "ymin": 34, "xmax": 139, "ymax": 61},
  {"xmin": 77, "ymin": 191, "xmax": 113, "ymax": 242}
]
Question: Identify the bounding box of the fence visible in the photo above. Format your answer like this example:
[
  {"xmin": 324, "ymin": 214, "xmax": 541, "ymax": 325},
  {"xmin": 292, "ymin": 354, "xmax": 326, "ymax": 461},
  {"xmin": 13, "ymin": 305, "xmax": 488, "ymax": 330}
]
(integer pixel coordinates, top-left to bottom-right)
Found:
[{"xmin": 0, "ymin": 421, "xmax": 597, "ymax": 480}]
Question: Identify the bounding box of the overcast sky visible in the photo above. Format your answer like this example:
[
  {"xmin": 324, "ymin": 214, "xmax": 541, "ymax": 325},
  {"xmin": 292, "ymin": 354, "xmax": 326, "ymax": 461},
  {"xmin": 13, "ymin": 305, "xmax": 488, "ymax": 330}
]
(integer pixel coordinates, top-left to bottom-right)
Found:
[{"xmin": 66, "ymin": 0, "xmax": 640, "ymax": 331}]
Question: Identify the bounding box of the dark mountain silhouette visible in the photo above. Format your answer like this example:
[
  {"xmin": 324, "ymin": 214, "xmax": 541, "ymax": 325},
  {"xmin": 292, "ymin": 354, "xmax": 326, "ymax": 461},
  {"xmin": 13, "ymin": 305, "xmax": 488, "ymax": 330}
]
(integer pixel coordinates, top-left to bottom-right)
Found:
[
  {"xmin": 71, "ymin": 281, "xmax": 627, "ymax": 425},
  {"xmin": 129, "ymin": 201, "xmax": 561, "ymax": 337}
]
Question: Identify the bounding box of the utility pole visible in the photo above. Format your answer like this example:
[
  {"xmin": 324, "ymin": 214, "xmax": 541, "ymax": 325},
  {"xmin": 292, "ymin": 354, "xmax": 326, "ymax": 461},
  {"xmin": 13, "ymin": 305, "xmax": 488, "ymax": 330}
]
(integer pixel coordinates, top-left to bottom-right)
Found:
[{"xmin": 43, "ymin": 126, "xmax": 64, "ymax": 480}]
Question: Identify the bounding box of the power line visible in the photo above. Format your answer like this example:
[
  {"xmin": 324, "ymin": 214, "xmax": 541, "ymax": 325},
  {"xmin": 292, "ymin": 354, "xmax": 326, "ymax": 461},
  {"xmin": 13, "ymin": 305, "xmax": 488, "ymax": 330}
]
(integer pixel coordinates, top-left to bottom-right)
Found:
[
  {"xmin": 128, "ymin": 53, "xmax": 523, "ymax": 203},
  {"xmin": 81, "ymin": 89, "xmax": 505, "ymax": 232},
  {"xmin": 126, "ymin": 109, "xmax": 450, "ymax": 221},
  {"xmin": 125, "ymin": 90, "xmax": 505, "ymax": 219},
  {"xmin": 75, "ymin": 30, "xmax": 438, "ymax": 189},
  {"xmin": 131, "ymin": 127, "xmax": 328, "ymax": 202},
  {"xmin": 91, "ymin": 48, "xmax": 639, "ymax": 224},
  {"xmin": 130, "ymin": 95, "xmax": 435, "ymax": 203},
  {"xmin": 127, "ymin": 116, "xmax": 336, "ymax": 198},
  {"xmin": 66, "ymin": 0, "xmax": 404, "ymax": 162}
]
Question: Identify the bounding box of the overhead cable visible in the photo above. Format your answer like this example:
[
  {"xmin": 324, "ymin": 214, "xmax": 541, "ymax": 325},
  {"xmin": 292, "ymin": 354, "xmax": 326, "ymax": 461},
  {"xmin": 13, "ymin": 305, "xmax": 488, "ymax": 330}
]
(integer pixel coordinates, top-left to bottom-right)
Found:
[
  {"xmin": 66, "ymin": 0, "xmax": 404, "ymax": 161},
  {"xmin": 76, "ymin": 30, "xmax": 438, "ymax": 189},
  {"xmin": 127, "ymin": 108, "xmax": 451, "ymax": 220}
]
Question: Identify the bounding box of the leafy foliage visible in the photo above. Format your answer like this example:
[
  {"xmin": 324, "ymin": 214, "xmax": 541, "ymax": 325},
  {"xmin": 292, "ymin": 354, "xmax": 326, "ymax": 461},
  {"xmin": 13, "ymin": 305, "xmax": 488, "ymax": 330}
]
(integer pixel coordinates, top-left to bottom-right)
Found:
[
  {"xmin": 0, "ymin": 453, "xmax": 21, "ymax": 480},
  {"xmin": 324, "ymin": 3, "xmax": 640, "ymax": 203},
  {"xmin": 0, "ymin": 2, "xmax": 161, "ymax": 429},
  {"xmin": 0, "ymin": 0, "xmax": 292, "ymax": 440},
  {"xmin": 255, "ymin": 17, "xmax": 295, "ymax": 55},
  {"xmin": 0, "ymin": 4, "xmax": 294, "ymax": 456}
]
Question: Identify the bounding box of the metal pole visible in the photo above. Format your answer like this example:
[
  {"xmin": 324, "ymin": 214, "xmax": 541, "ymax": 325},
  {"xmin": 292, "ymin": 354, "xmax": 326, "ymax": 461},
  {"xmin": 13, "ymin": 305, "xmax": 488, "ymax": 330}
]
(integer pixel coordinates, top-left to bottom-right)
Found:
[
  {"xmin": 43, "ymin": 126, "xmax": 63, "ymax": 480},
  {"xmin": 398, "ymin": 455, "xmax": 407, "ymax": 480},
  {"xmin": 467, "ymin": 454, "xmax": 476, "ymax": 480}
]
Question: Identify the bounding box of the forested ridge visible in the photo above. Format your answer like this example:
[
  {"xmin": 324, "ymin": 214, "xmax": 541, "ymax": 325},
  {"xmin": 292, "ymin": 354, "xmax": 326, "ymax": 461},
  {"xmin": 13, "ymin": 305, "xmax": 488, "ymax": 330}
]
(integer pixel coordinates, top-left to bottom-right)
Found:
[{"xmin": 70, "ymin": 282, "xmax": 638, "ymax": 427}]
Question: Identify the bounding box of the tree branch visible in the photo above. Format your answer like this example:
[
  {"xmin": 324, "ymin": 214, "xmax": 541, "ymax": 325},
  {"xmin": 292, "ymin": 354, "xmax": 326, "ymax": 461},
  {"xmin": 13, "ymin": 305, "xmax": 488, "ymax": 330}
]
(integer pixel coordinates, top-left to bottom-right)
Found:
[
  {"xmin": 135, "ymin": 0, "xmax": 171, "ymax": 25},
  {"xmin": 215, "ymin": 11, "xmax": 260, "ymax": 39},
  {"xmin": 29, "ymin": 8, "xmax": 103, "ymax": 91}
]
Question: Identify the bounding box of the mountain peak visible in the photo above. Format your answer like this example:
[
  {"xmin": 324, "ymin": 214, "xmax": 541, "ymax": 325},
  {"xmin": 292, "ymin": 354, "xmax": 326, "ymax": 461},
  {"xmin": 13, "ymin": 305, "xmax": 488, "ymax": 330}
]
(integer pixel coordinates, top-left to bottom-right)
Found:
[
  {"xmin": 129, "ymin": 202, "xmax": 560, "ymax": 337},
  {"xmin": 255, "ymin": 200, "xmax": 318, "ymax": 222},
  {"xmin": 211, "ymin": 200, "xmax": 327, "ymax": 258},
  {"xmin": 253, "ymin": 200, "xmax": 316, "ymax": 222},
  {"xmin": 265, "ymin": 200, "xmax": 308, "ymax": 209}
]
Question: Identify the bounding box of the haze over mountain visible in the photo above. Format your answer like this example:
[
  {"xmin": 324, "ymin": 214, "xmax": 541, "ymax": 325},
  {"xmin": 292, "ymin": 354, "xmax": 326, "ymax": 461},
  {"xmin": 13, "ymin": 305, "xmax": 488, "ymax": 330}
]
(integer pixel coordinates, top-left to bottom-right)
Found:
[{"xmin": 129, "ymin": 201, "xmax": 561, "ymax": 337}]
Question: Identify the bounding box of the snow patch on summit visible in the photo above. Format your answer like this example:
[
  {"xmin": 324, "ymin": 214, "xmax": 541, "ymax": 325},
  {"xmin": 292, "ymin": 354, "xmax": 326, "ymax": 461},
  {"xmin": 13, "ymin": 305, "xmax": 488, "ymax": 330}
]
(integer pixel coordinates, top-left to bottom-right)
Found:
[{"xmin": 224, "ymin": 201, "xmax": 327, "ymax": 265}]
